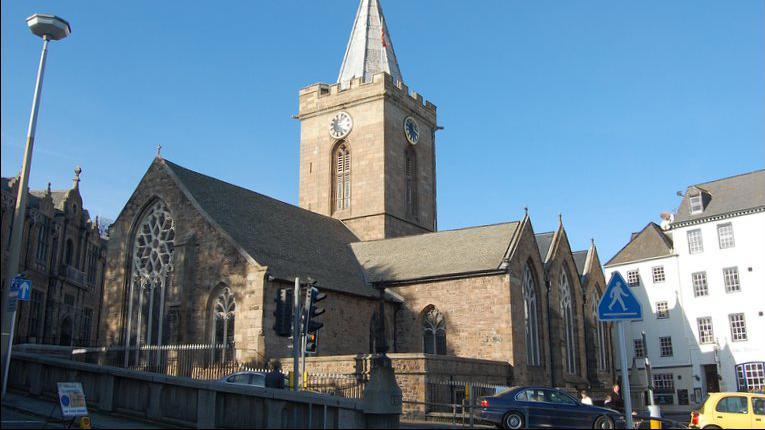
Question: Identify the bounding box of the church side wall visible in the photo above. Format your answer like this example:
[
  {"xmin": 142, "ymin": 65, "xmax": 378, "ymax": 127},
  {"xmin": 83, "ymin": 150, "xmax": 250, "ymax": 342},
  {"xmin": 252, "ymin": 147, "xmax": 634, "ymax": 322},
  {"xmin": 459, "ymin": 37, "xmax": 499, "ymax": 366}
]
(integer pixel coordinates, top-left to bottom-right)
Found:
[
  {"xmin": 391, "ymin": 274, "xmax": 513, "ymax": 363},
  {"xmin": 262, "ymin": 279, "xmax": 395, "ymax": 361},
  {"xmin": 99, "ymin": 161, "xmax": 263, "ymax": 358}
]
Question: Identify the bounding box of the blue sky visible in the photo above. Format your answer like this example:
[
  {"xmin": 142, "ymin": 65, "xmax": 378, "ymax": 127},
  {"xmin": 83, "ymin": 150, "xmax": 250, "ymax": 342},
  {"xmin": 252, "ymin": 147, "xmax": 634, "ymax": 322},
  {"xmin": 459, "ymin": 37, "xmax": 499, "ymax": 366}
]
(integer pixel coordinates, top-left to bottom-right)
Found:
[{"xmin": 2, "ymin": 1, "xmax": 763, "ymax": 261}]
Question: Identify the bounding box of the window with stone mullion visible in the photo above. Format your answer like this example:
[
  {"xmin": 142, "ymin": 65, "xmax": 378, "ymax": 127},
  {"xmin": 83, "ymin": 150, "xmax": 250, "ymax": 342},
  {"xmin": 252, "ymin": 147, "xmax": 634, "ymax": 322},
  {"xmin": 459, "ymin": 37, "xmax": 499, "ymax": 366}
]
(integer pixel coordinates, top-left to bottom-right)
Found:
[
  {"xmin": 523, "ymin": 264, "xmax": 541, "ymax": 367},
  {"xmin": 333, "ymin": 144, "xmax": 351, "ymax": 211},
  {"xmin": 559, "ymin": 267, "xmax": 577, "ymax": 375}
]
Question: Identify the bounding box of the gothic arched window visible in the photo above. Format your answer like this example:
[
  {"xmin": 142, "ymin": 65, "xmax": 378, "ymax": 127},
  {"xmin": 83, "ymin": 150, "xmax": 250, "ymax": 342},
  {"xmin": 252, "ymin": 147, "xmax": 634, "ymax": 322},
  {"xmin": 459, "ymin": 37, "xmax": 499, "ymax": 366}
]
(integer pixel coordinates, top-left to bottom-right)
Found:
[
  {"xmin": 333, "ymin": 143, "xmax": 351, "ymax": 211},
  {"xmin": 123, "ymin": 200, "xmax": 175, "ymax": 359},
  {"xmin": 559, "ymin": 266, "xmax": 577, "ymax": 375},
  {"xmin": 592, "ymin": 287, "xmax": 608, "ymax": 371},
  {"xmin": 423, "ymin": 307, "xmax": 446, "ymax": 355},
  {"xmin": 65, "ymin": 239, "xmax": 74, "ymax": 265},
  {"xmin": 405, "ymin": 149, "xmax": 418, "ymax": 219},
  {"xmin": 523, "ymin": 263, "xmax": 541, "ymax": 366},
  {"xmin": 212, "ymin": 286, "xmax": 236, "ymax": 362}
]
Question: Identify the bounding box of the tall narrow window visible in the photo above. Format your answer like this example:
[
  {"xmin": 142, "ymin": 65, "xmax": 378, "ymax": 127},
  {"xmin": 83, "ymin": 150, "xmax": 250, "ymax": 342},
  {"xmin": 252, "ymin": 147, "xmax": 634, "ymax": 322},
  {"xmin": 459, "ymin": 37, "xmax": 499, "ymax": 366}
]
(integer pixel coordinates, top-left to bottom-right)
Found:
[
  {"xmin": 697, "ymin": 316, "xmax": 714, "ymax": 344},
  {"xmin": 423, "ymin": 307, "xmax": 446, "ymax": 355},
  {"xmin": 212, "ymin": 287, "xmax": 236, "ymax": 362},
  {"xmin": 659, "ymin": 336, "xmax": 673, "ymax": 357},
  {"xmin": 28, "ymin": 290, "xmax": 44, "ymax": 339},
  {"xmin": 86, "ymin": 244, "xmax": 99, "ymax": 285},
  {"xmin": 689, "ymin": 194, "xmax": 703, "ymax": 214},
  {"xmin": 36, "ymin": 217, "xmax": 50, "ymax": 263},
  {"xmin": 559, "ymin": 267, "xmax": 577, "ymax": 375},
  {"xmin": 405, "ymin": 149, "xmax": 418, "ymax": 220},
  {"xmin": 729, "ymin": 313, "xmax": 747, "ymax": 342},
  {"xmin": 65, "ymin": 239, "xmax": 74, "ymax": 265},
  {"xmin": 723, "ymin": 267, "xmax": 741, "ymax": 293},
  {"xmin": 687, "ymin": 229, "xmax": 704, "ymax": 254},
  {"xmin": 592, "ymin": 289, "xmax": 607, "ymax": 371},
  {"xmin": 123, "ymin": 200, "xmax": 175, "ymax": 358},
  {"xmin": 634, "ymin": 339, "xmax": 646, "ymax": 358},
  {"xmin": 333, "ymin": 143, "xmax": 351, "ymax": 211},
  {"xmin": 692, "ymin": 272, "xmax": 708, "ymax": 297},
  {"xmin": 523, "ymin": 263, "xmax": 541, "ymax": 366}
]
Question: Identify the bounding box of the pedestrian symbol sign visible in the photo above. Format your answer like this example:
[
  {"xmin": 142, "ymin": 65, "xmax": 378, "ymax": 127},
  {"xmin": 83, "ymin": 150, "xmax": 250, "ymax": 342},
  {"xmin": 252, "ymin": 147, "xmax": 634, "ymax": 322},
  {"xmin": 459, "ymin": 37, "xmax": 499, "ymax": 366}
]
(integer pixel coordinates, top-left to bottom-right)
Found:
[{"xmin": 598, "ymin": 271, "xmax": 642, "ymax": 321}]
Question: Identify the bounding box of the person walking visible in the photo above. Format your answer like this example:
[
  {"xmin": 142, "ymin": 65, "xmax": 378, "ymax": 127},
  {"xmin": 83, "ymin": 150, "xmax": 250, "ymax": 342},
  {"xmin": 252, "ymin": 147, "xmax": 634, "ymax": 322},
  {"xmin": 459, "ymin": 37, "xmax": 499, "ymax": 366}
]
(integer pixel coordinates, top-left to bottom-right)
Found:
[
  {"xmin": 580, "ymin": 390, "xmax": 593, "ymax": 405},
  {"xmin": 610, "ymin": 383, "xmax": 624, "ymax": 412},
  {"xmin": 265, "ymin": 359, "xmax": 286, "ymax": 389}
]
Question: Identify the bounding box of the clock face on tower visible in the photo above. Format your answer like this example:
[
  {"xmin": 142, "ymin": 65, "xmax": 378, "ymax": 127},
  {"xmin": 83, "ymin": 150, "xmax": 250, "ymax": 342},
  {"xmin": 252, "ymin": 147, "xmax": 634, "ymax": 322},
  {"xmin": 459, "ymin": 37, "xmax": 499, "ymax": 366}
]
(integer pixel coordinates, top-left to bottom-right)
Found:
[
  {"xmin": 404, "ymin": 116, "xmax": 420, "ymax": 145},
  {"xmin": 329, "ymin": 111, "xmax": 353, "ymax": 139}
]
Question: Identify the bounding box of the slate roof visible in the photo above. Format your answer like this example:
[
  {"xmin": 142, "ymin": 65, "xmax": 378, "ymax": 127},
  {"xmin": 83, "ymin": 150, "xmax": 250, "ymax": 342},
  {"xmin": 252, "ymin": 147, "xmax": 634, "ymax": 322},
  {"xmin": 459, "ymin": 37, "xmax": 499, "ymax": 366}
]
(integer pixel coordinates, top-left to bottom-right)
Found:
[
  {"xmin": 605, "ymin": 222, "xmax": 674, "ymax": 266},
  {"xmin": 535, "ymin": 232, "xmax": 554, "ymax": 262},
  {"xmin": 572, "ymin": 250, "xmax": 588, "ymax": 276},
  {"xmin": 30, "ymin": 190, "xmax": 69, "ymax": 210},
  {"xmin": 673, "ymin": 169, "xmax": 765, "ymax": 225},
  {"xmin": 350, "ymin": 222, "xmax": 519, "ymax": 283},
  {"xmin": 161, "ymin": 160, "xmax": 377, "ymax": 298}
]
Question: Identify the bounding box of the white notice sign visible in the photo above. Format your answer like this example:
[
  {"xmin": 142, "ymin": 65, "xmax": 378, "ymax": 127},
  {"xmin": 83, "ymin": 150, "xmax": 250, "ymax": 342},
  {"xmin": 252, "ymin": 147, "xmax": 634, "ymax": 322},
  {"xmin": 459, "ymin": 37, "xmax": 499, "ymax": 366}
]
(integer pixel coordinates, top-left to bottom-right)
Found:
[{"xmin": 57, "ymin": 382, "xmax": 88, "ymax": 417}]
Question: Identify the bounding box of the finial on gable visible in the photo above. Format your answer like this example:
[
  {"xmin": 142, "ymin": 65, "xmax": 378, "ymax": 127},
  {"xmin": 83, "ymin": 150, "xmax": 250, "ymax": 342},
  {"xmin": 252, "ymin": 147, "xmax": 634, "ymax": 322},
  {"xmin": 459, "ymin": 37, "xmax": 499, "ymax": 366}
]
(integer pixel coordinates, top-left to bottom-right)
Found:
[
  {"xmin": 156, "ymin": 144, "xmax": 163, "ymax": 158},
  {"xmin": 46, "ymin": 182, "xmax": 52, "ymax": 196},
  {"xmin": 73, "ymin": 166, "xmax": 82, "ymax": 189},
  {"xmin": 558, "ymin": 213, "xmax": 563, "ymax": 226}
]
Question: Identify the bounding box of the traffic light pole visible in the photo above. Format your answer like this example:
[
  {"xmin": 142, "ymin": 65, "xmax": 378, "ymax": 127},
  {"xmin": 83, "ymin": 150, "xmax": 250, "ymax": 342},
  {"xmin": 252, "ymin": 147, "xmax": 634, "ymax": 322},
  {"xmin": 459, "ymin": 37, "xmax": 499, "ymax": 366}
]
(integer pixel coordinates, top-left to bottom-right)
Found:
[{"xmin": 292, "ymin": 277, "xmax": 301, "ymax": 391}]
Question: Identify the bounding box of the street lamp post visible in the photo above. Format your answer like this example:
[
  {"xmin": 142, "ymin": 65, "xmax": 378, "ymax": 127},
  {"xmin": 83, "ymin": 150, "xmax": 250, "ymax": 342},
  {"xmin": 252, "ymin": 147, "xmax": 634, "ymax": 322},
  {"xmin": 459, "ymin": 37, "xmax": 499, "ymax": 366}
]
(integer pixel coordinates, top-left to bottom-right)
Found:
[{"xmin": 1, "ymin": 13, "xmax": 71, "ymax": 399}]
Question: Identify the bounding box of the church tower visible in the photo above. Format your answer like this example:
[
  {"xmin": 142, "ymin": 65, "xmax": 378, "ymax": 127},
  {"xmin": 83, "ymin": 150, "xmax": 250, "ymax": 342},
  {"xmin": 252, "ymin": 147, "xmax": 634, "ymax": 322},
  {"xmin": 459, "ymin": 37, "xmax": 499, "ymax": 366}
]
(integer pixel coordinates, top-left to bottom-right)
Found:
[{"xmin": 297, "ymin": 0, "xmax": 438, "ymax": 241}]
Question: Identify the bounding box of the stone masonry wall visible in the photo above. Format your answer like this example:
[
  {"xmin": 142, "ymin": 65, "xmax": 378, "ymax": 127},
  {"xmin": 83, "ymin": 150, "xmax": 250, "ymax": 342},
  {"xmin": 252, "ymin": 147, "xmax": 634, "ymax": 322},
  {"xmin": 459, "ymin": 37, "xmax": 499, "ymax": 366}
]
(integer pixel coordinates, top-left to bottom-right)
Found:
[{"xmin": 99, "ymin": 159, "xmax": 263, "ymax": 358}]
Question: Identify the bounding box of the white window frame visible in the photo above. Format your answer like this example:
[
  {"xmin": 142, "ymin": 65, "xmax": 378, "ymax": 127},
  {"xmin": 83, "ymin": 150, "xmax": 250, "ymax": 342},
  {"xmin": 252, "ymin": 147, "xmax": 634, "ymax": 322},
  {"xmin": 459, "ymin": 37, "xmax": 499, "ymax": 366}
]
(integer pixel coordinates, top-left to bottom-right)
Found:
[
  {"xmin": 652, "ymin": 266, "xmax": 665, "ymax": 284},
  {"xmin": 692, "ymin": 272, "xmax": 708, "ymax": 297},
  {"xmin": 729, "ymin": 313, "xmax": 747, "ymax": 342},
  {"xmin": 656, "ymin": 301, "xmax": 669, "ymax": 319},
  {"xmin": 687, "ymin": 229, "xmax": 704, "ymax": 254},
  {"xmin": 626, "ymin": 270, "xmax": 641, "ymax": 287},
  {"xmin": 689, "ymin": 194, "xmax": 703, "ymax": 214},
  {"xmin": 653, "ymin": 373, "xmax": 675, "ymax": 393},
  {"xmin": 723, "ymin": 267, "xmax": 741, "ymax": 293},
  {"xmin": 717, "ymin": 223, "xmax": 735, "ymax": 249},
  {"xmin": 697, "ymin": 316, "xmax": 715, "ymax": 344},
  {"xmin": 634, "ymin": 338, "xmax": 645, "ymax": 358},
  {"xmin": 659, "ymin": 336, "xmax": 673, "ymax": 357}
]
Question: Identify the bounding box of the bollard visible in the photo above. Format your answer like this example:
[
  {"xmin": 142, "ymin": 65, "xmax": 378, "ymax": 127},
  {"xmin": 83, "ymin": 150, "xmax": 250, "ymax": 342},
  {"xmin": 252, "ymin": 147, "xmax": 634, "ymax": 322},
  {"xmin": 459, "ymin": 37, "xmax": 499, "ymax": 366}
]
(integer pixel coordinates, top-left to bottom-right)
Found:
[{"xmin": 648, "ymin": 404, "xmax": 662, "ymax": 429}]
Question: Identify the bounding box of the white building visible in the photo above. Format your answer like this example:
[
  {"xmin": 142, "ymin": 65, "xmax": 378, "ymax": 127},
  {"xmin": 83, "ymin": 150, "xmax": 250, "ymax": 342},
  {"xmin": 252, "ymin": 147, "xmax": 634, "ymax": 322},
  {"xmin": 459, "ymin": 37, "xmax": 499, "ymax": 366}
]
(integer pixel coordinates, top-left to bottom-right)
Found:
[{"xmin": 605, "ymin": 169, "xmax": 765, "ymax": 412}]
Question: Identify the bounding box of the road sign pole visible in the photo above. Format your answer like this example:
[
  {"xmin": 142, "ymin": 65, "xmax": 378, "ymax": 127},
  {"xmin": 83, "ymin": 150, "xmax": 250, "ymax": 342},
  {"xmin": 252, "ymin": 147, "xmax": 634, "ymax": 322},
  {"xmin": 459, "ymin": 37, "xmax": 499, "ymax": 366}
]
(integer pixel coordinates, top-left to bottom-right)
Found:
[
  {"xmin": 617, "ymin": 321, "xmax": 634, "ymax": 429},
  {"xmin": 1, "ymin": 278, "xmax": 20, "ymax": 398}
]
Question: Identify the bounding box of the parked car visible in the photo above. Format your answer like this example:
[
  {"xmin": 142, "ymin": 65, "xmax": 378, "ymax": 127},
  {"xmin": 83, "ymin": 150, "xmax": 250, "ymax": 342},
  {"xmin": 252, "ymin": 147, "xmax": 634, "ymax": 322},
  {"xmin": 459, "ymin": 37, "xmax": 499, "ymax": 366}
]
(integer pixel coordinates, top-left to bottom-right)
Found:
[
  {"xmin": 219, "ymin": 371, "xmax": 267, "ymax": 388},
  {"xmin": 479, "ymin": 386, "xmax": 624, "ymax": 429},
  {"xmin": 690, "ymin": 391, "xmax": 765, "ymax": 429}
]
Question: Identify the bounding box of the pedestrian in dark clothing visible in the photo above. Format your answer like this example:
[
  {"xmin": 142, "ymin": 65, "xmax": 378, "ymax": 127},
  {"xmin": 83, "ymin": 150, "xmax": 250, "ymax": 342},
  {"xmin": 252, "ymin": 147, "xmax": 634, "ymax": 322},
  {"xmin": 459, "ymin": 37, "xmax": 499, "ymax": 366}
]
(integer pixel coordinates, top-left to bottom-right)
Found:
[
  {"xmin": 265, "ymin": 359, "xmax": 286, "ymax": 389},
  {"xmin": 610, "ymin": 383, "xmax": 624, "ymax": 412}
]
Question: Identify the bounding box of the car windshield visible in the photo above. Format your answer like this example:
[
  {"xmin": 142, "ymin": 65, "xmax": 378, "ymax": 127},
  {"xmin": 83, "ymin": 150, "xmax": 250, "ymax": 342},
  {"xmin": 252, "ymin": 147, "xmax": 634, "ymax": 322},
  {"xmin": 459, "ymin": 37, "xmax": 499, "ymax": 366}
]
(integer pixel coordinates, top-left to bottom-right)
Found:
[{"xmin": 495, "ymin": 386, "xmax": 520, "ymax": 397}]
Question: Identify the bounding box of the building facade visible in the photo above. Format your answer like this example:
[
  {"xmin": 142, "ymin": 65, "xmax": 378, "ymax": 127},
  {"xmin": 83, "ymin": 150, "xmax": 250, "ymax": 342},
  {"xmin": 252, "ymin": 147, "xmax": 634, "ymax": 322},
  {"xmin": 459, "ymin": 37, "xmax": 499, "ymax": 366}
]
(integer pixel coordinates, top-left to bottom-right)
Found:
[
  {"xmin": 605, "ymin": 170, "xmax": 765, "ymax": 412},
  {"xmin": 1, "ymin": 167, "xmax": 108, "ymax": 346},
  {"xmin": 99, "ymin": 0, "xmax": 614, "ymax": 392}
]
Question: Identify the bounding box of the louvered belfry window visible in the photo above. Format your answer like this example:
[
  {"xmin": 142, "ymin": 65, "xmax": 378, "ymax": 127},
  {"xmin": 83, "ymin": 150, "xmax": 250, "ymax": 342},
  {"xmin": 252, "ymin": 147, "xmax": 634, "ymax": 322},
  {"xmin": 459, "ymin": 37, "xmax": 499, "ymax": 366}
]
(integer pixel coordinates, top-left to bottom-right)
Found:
[
  {"xmin": 405, "ymin": 149, "xmax": 418, "ymax": 219},
  {"xmin": 334, "ymin": 143, "xmax": 351, "ymax": 211}
]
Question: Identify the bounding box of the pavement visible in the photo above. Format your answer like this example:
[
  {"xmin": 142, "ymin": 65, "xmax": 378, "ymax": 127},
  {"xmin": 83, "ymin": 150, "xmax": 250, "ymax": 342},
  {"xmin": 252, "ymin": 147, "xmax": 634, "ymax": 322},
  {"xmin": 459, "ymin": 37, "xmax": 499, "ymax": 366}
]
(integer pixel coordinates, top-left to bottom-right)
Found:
[{"xmin": 2, "ymin": 392, "xmax": 166, "ymax": 429}]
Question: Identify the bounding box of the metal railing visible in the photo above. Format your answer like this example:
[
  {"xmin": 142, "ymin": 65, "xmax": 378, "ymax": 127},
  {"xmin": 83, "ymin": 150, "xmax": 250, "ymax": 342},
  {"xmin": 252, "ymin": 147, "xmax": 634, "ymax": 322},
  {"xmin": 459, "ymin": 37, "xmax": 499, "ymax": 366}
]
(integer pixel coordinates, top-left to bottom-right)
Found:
[
  {"xmin": 302, "ymin": 373, "xmax": 367, "ymax": 399},
  {"xmin": 402, "ymin": 378, "xmax": 508, "ymax": 427}
]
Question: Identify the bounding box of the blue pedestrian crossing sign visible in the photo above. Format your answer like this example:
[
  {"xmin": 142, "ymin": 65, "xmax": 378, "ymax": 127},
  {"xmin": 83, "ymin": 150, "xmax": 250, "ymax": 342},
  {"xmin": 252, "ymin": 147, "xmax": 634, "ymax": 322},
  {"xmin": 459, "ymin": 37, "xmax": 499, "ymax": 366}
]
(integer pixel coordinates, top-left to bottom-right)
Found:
[
  {"xmin": 598, "ymin": 271, "xmax": 642, "ymax": 321},
  {"xmin": 10, "ymin": 276, "xmax": 32, "ymax": 301}
]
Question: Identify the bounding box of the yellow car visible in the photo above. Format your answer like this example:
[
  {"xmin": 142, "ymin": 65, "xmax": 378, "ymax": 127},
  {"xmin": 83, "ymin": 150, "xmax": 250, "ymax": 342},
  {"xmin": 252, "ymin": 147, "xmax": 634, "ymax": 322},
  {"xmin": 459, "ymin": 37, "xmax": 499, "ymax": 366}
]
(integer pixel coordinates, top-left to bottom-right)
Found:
[{"xmin": 690, "ymin": 392, "xmax": 765, "ymax": 429}]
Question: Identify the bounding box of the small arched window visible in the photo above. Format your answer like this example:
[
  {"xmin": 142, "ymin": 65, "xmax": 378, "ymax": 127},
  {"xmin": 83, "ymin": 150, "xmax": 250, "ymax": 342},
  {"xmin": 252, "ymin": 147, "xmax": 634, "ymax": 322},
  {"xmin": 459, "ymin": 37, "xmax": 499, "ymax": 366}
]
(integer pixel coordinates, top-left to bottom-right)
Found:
[
  {"xmin": 333, "ymin": 143, "xmax": 351, "ymax": 211},
  {"xmin": 405, "ymin": 149, "xmax": 418, "ymax": 219},
  {"xmin": 523, "ymin": 263, "xmax": 541, "ymax": 366},
  {"xmin": 423, "ymin": 307, "xmax": 446, "ymax": 355},
  {"xmin": 559, "ymin": 266, "xmax": 577, "ymax": 375}
]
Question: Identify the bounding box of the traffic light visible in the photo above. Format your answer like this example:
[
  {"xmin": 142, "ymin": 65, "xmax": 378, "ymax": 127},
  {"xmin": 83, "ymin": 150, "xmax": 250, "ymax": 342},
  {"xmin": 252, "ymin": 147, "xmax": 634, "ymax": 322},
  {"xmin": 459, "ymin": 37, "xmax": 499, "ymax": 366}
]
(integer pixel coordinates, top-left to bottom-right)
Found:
[
  {"xmin": 302, "ymin": 285, "xmax": 326, "ymax": 334},
  {"xmin": 305, "ymin": 331, "xmax": 319, "ymax": 354},
  {"xmin": 273, "ymin": 288, "xmax": 293, "ymax": 337}
]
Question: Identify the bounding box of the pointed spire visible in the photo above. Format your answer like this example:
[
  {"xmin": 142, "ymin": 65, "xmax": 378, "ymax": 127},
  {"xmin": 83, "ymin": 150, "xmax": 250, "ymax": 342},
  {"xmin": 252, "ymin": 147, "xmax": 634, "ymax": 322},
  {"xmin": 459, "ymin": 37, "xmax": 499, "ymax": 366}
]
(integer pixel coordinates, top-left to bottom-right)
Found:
[
  {"xmin": 72, "ymin": 166, "xmax": 82, "ymax": 189},
  {"xmin": 338, "ymin": 0, "xmax": 403, "ymax": 85}
]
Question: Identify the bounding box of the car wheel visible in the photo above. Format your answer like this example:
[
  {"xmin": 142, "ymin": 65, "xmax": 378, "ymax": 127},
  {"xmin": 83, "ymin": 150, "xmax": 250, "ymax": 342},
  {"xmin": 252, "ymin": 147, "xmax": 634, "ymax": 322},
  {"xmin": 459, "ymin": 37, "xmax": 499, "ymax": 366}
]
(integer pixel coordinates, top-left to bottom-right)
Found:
[
  {"xmin": 593, "ymin": 415, "xmax": 615, "ymax": 429},
  {"xmin": 502, "ymin": 411, "xmax": 524, "ymax": 430},
  {"xmin": 702, "ymin": 426, "xmax": 721, "ymax": 430}
]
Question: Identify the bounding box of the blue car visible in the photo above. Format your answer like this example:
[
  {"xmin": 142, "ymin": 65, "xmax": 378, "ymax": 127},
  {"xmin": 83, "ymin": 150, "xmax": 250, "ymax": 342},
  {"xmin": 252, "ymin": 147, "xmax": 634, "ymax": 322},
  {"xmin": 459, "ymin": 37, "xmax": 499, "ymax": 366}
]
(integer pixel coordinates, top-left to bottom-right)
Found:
[{"xmin": 479, "ymin": 386, "xmax": 624, "ymax": 429}]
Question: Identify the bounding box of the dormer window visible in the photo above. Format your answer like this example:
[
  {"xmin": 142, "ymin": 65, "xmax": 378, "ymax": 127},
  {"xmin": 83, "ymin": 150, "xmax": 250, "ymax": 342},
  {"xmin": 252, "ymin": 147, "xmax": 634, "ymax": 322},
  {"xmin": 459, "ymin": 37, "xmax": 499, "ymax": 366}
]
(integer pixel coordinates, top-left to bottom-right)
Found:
[{"xmin": 689, "ymin": 193, "xmax": 703, "ymax": 214}]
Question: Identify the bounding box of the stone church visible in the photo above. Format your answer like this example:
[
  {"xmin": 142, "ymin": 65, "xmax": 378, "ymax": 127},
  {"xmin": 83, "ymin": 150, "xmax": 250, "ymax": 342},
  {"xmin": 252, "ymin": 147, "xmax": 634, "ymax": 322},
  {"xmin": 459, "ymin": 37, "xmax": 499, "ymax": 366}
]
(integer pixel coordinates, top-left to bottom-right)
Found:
[{"xmin": 100, "ymin": 0, "xmax": 613, "ymax": 392}]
